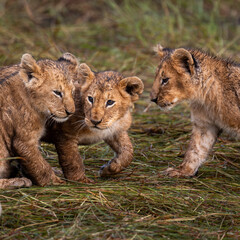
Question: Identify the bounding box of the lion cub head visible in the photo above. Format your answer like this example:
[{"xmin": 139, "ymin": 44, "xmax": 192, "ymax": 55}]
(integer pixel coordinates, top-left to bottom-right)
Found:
[
  {"xmin": 77, "ymin": 64, "xmax": 143, "ymax": 130},
  {"xmin": 150, "ymin": 45, "xmax": 198, "ymax": 109},
  {"xmin": 19, "ymin": 53, "xmax": 78, "ymax": 122}
]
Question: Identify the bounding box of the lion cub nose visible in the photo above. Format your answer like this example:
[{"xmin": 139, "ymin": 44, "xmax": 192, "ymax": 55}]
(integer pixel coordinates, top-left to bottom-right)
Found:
[
  {"xmin": 91, "ymin": 119, "xmax": 102, "ymax": 126},
  {"xmin": 151, "ymin": 98, "xmax": 158, "ymax": 103},
  {"xmin": 65, "ymin": 110, "xmax": 74, "ymax": 116}
]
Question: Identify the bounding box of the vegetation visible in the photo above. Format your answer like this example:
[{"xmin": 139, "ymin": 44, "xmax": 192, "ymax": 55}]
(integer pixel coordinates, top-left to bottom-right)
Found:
[{"xmin": 0, "ymin": 0, "xmax": 240, "ymax": 239}]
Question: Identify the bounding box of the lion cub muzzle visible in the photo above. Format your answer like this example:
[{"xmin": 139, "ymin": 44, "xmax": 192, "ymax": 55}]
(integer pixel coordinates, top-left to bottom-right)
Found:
[
  {"xmin": 90, "ymin": 118, "xmax": 102, "ymax": 127},
  {"xmin": 85, "ymin": 117, "xmax": 103, "ymax": 129},
  {"xmin": 50, "ymin": 96, "xmax": 75, "ymax": 123},
  {"xmin": 150, "ymin": 97, "xmax": 158, "ymax": 103}
]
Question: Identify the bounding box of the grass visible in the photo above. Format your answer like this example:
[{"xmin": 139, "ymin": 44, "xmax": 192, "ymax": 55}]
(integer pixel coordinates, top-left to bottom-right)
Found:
[{"xmin": 0, "ymin": 0, "xmax": 240, "ymax": 239}]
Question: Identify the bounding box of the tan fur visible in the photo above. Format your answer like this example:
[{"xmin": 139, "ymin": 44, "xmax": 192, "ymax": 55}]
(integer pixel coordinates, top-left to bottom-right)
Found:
[
  {"xmin": 151, "ymin": 46, "xmax": 240, "ymax": 177},
  {"xmin": 0, "ymin": 53, "xmax": 78, "ymax": 189},
  {"xmin": 42, "ymin": 62, "xmax": 144, "ymax": 182}
]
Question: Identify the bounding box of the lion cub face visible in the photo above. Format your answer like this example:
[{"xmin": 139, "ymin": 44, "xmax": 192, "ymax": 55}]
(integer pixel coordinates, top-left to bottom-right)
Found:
[
  {"xmin": 77, "ymin": 64, "xmax": 143, "ymax": 130},
  {"xmin": 19, "ymin": 53, "xmax": 78, "ymax": 122},
  {"xmin": 150, "ymin": 46, "xmax": 197, "ymax": 109}
]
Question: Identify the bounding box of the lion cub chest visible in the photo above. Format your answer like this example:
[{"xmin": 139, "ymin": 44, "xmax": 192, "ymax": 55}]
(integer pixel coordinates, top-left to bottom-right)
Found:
[
  {"xmin": 77, "ymin": 129, "xmax": 109, "ymax": 145},
  {"xmin": 77, "ymin": 121, "xmax": 122, "ymax": 145}
]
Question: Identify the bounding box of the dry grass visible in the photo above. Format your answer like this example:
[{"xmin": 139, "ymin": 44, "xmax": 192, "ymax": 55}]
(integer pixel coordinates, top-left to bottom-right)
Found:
[{"xmin": 0, "ymin": 0, "xmax": 240, "ymax": 239}]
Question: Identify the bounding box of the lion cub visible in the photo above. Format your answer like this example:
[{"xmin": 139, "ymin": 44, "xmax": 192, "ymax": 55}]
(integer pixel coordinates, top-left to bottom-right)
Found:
[
  {"xmin": 43, "ymin": 62, "xmax": 143, "ymax": 182},
  {"xmin": 151, "ymin": 45, "xmax": 240, "ymax": 177},
  {"xmin": 0, "ymin": 53, "xmax": 78, "ymax": 189}
]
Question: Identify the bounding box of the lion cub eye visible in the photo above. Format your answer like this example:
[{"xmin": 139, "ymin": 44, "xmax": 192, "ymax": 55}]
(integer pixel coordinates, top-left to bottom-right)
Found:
[
  {"xmin": 27, "ymin": 72, "xmax": 33, "ymax": 80},
  {"xmin": 161, "ymin": 77, "xmax": 169, "ymax": 85},
  {"xmin": 88, "ymin": 96, "xmax": 94, "ymax": 104},
  {"xmin": 53, "ymin": 90, "xmax": 63, "ymax": 98},
  {"xmin": 106, "ymin": 100, "xmax": 115, "ymax": 107}
]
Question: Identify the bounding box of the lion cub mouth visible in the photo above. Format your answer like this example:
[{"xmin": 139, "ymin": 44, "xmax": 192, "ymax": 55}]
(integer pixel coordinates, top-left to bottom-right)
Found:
[
  {"xmin": 90, "ymin": 125, "xmax": 108, "ymax": 130},
  {"xmin": 51, "ymin": 115, "xmax": 69, "ymax": 123},
  {"xmin": 84, "ymin": 118, "xmax": 108, "ymax": 130},
  {"xmin": 158, "ymin": 101, "xmax": 176, "ymax": 110}
]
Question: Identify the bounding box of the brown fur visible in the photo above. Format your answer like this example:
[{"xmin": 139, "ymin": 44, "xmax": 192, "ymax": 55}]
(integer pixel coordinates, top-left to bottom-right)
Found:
[
  {"xmin": 42, "ymin": 62, "xmax": 144, "ymax": 182},
  {"xmin": 151, "ymin": 45, "xmax": 240, "ymax": 177},
  {"xmin": 0, "ymin": 53, "xmax": 78, "ymax": 189}
]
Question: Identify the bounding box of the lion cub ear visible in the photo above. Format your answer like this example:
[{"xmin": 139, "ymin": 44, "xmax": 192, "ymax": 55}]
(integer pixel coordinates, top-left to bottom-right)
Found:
[
  {"xmin": 119, "ymin": 76, "xmax": 144, "ymax": 102},
  {"xmin": 58, "ymin": 52, "xmax": 79, "ymax": 69},
  {"xmin": 171, "ymin": 48, "xmax": 195, "ymax": 75},
  {"xmin": 19, "ymin": 53, "xmax": 42, "ymax": 88},
  {"xmin": 153, "ymin": 44, "xmax": 165, "ymax": 58},
  {"xmin": 153, "ymin": 44, "xmax": 172, "ymax": 59},
  {"xmin": 78, "ymin": 63, "xmax": 95, "ymax": 89}
]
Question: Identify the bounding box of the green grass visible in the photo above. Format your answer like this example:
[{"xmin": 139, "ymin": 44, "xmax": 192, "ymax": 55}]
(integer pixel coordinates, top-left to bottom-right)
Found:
[{"xmin": 0, "ymin": 0, "xmax": 240, "ymax": 239}]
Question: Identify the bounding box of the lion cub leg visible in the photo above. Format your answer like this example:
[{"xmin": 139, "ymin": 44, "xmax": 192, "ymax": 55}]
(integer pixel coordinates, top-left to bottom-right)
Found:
[
  {"xmin": 0, "ymin": 142, "xmax": 17, "ymax": 179},
  {"xmin": 100, "ymin": 131, "xmax": 133, "ymax": 177},
  {"xmin": 56, "ymin": 140, "xmax": 93, "ymax": 183},
  {"xmin": 0, "ymin": 145, "xmax": 32, "ymax": 189},
  {"xmin": 0, "ymin": 159, "xmax": 15, "ymax": 179},
  {"xmin": 164, "ymin": 122, "xmax": 219, "ymax": 177},
  {"xmin": 14, "ymin": 139, "xmax": 64, "ymax": 186}
]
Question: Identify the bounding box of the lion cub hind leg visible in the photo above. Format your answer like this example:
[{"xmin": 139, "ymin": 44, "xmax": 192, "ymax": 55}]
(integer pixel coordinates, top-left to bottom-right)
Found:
[
  {"xmin": 0, "ymin": 159, "xmax": 16, "ymax": 179},
  {"xmin": 163, "ymin": 123, "xmax": 219, "ymax": 177},
  {"xmin": 100, "ymin": 131, "xmax": 133, "ymax": 177},
  {"xmin": 0, "ymin": 144, "xmax": 32, "ymax": 189},
  {"xmin": 0, "ymin": 142, "xmax": 17, "ymax": 179},
  {"xmin": 0, "ymin": 177, "xmax": 32, "ymax": 190}
]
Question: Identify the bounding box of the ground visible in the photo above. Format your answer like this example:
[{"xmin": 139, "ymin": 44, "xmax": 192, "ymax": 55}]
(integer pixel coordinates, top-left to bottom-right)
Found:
[{"xmin": 0, "ymin": 1, "xmax": 240, "ymax": 239}]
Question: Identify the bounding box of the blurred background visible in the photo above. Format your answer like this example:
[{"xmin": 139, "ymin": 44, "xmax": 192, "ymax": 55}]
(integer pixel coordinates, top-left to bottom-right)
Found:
[{"xmin": 0, "ymin": 0, "xmax": 239, "ymax": 79}]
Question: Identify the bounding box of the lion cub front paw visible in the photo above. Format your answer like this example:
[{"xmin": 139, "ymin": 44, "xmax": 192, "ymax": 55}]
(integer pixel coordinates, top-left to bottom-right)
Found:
[
  {"xmin": 65, "ymin": 173, "xmax": 94, "ymax": 183},
  {"xmin": 163, "ymin": 166, "xmax": 196, "ymax": 178},
  {"xmin": 51, "ymin": 174, "xmax": 65, "ymax": 185},
  {"xmin": 78, "ymin": 176, "xmax": 94, "ymax": 183},
  {"xmin": 74, "ymin": 175, "xmax": 94, "ymax": 183},
  {"xmin": 99, "ymin": 162, "xmax": 122, "ymax": 177}
]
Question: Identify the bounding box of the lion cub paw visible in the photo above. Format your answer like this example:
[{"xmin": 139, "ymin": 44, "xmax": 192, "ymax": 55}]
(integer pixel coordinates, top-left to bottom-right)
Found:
[
  {"xmin": 99, "ymin": 162, "xmax": 122, "ymax": 177},
  {"xmin": 99, "ymin": 164, "xmax": 111, "ymax": 177},
  {"xmin": 1, "ymin": 177, "xmax": 32, "ymax": 189},
  {"xmin": 163, "ymin": 166, "xmax": 196, "ymax": 178},
  {"xmin": 73, "ymin": 175, "xmax": 94, "ymax": 183},
  {"xmin": 79, "ymin": 176, "xmax": 94, "ymax": 183},
  {"xmin": 51, "ymin": 174, "xmax": 65, "ymax": 185}
]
